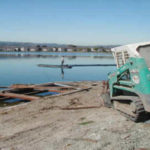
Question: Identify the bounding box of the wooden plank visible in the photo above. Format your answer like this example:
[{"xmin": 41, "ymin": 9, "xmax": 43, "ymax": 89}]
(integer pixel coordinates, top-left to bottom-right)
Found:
[
  {"xmin": 36, "ymin": 82, "xmax": 75, "ymax": 88},
  {"xmin": 0, "ymin": 92, "xmax": 39, "ymax": 101},
  {"xmin": 10, "ymin": 84, "xmax": 69, "ymax": 93},
  {"xmin": 0, "ymin": 97, "xmax": 10, "ymax": 101},
  {"xmin": 38, "ymin": 64, "xmax": 116, "ymax": 69},
  {"xmin": 10, "ymin": 84, "xmax": 35, "ymax": 89},
  {"xmin": 71, "ymin": 64, "xmax": 116, "ymax": 67},
  {"xmin": 45, "ymin": 87, "xmax": 92, "ymax": 98},
  {"xmin": 38, "ymin": 64, "xmax": 72, "ymax": 68}
]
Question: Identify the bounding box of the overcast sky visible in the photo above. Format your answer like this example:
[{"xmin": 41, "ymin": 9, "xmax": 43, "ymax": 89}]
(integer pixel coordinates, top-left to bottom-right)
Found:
[{"xmin": 0, "ymin": 0, "xmax": 150, "ymax": 45}]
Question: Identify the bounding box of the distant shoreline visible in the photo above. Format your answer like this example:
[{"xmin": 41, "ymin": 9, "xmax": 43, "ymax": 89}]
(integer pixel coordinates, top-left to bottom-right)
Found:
[
  {"xmin": 0, "ymin": 51, "xmax": 113, "ymax": 58},
  {"xmin": 0, "ymin": 51, "xmax": 111, "ymax": 54}
]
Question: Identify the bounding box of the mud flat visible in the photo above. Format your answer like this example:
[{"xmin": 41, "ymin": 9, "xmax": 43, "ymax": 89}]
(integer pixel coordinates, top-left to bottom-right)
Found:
[{"xmin": 0, "ymin": 81, "xmax": 150, "ymax": 150}]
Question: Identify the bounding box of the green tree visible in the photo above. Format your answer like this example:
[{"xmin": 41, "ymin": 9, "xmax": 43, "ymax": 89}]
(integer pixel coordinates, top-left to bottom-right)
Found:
[
  {"xmin": 87, "ymin": 48, "xmax": 91, "ymax": 52},
  {"xmin": 64, "ymin": 48, "xmax": 67, "ymax": 52},
  {"xmin": 36, "ymin": 45, "xmax": 42, "ymax": 51},
  {"xmin": 42, "ymin": 45, "xmax": 47, "ymax": 48},
  {"xmin": 94, "ymin": 47, "xmax": 98, "ymax": 51},
  {"xmin": 18, "ymin": 48, "xmax": 21, "ymax": 52}
]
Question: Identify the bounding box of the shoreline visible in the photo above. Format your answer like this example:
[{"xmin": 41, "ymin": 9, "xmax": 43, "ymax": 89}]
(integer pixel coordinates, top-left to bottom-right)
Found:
[{"xmin": 0, "ymin": 51, "xmax": 111, "ymax": 54}]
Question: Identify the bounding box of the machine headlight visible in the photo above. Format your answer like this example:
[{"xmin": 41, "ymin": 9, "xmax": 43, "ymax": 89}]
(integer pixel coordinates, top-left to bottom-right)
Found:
[{"xmin": 132, "ymin": 75, "xmax": 140, "ymax": 84}]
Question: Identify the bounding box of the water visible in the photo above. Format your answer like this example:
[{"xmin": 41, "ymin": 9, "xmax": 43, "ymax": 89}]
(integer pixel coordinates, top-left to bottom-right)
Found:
[
  {"xmin": 0, "ymin": 52, "xmax": 115, "ymax": 86},
  {"xmin": 0, "ymin": 51, "xmax": 111, "ymax": 57}
]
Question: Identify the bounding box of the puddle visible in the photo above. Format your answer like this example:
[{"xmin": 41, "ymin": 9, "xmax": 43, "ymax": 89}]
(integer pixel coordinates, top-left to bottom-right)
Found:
[
  {"xmin": 4, "ymin": 98, "xmax": 27, "ymax": 103},
  {"xmin": 0, "ymin": 98, "xmax": 30, "ymax": 107},
  {"xmin": 36, "ymin": 91, "xmax": 59, "ymax": 96}
]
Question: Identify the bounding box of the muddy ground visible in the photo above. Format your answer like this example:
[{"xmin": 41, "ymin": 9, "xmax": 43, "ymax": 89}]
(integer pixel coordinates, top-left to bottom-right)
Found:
[{"xmin": 0, "ymin": 81, "xmax": 150, "ymax": 150}]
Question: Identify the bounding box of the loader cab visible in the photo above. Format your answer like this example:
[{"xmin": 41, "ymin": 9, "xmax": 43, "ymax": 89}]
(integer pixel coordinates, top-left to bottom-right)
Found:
[
  {"xmin": 112, "ymin": 42, "xmax": 150, "ymax": 69},
  {"xmin": 137, "ymin": 45, "xmax": 150, "ymax": 68}
]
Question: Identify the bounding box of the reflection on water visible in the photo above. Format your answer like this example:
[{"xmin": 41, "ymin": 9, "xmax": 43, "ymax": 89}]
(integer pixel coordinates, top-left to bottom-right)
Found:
[
  {"xmin": 0, "ymin": 54, "xmax": 113, "ymax": 59},
  {"xmin": 0, "ymin": 52, "xmax": 115, "ymax": 86},
  {"xmin": 0, "ymin": 51, "xmax": 112, "ymax": 57},
  {"xmin": 61, "ymin": 68, "xmax": 64, "ymax": 79}
]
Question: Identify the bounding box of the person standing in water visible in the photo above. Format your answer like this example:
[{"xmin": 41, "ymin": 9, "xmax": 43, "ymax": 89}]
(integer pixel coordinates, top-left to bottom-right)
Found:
[
  {"xmin": 61, "ymin": 56, "xmax": 65, "ymax": 79},
  {"xmin": 61, "ymin": 56, "xmax": 64, "ymax": 66}
]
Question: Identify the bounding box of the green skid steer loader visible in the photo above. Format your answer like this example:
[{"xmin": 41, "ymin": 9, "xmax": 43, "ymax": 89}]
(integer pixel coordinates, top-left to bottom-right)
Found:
[{"xmin": 103, "ymin": 42, "xmax": 150, "ymax": 122}]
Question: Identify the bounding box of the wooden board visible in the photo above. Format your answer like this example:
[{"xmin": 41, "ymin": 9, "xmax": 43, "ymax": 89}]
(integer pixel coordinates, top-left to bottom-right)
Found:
[
  {"xmin": 38, "ymin": 64, "xmax": 72, "ymax": 68},
  {"xmin": 38, "ymin": 64, "xmax": 116, "ymax": 69}
]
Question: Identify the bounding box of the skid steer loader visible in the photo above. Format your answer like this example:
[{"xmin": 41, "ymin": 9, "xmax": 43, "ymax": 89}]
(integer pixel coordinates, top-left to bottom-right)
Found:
[{"xmin": 103, "ymin": 42, "xmax": 150, "ymax": 122}]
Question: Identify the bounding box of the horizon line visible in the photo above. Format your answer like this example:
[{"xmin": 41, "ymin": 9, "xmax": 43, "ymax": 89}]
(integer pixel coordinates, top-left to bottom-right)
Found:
[{"xmin": 0, "ymin": 40, "xmax": 121, "ymax": 47}]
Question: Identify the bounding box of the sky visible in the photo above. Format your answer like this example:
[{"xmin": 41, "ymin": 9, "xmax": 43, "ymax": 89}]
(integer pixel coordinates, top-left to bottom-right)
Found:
[{"xmin": 0, "ymin": 0, "xmax": 150, "ymax": 45}]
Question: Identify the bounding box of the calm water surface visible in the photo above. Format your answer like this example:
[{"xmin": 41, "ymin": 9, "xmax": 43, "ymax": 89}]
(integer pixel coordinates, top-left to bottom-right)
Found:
[{"xmin": 0, "ymin": 52, "xmax": 115, "ymax": 86}]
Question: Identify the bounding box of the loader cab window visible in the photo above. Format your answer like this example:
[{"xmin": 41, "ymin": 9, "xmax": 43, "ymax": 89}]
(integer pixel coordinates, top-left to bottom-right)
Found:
[
  {"xmin": 115, "ymin": 51, "xmax": 129, "ymax": 68},
  {"xmin": 124, "ymin": 51, "xmax": 129, "ymax": 62},
  {"xmin": 138, "ymin": 45, "xmax": 150, "ymax": 67},
  {"xmin": 116, "ymin": 52, "xmax": 123, "ymax": 68}
]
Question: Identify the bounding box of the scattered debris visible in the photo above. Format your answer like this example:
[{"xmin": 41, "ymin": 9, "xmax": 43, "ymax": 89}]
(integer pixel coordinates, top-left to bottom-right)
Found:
[
  {"xmin": 79, "ymin": 121, "xmax": 94, "ymax": 125},
  {"xmin": 40, "ymin": 105, "xmax": 101, "ymax": 111},
  {"xmin": 73, "ymin": 138, "xmax": 98, "ymax": 143},
  {"xmin": 0, "ymin": 82, "xmax": 91, "ymax": 107}
]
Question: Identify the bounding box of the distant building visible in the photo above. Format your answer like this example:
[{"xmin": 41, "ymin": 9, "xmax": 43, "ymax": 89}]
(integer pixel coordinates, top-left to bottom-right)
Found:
[
  {"xmin": 58, "ymin": 48, "xmax": 62, "ymax": 52},
  {"xmin": 82, "ymin": 49, "xmax": 88, "ymax": 52},
  {"xmin": 30, "ymin": 48, "xmax": 36, "ymax": 52},
  {"xmin": 5, "ymin": 48, "xmax": 12, "ymax": 51},
  {"xmin": 97, "ymin": 48, "xmax": 103, "ymax": 52},
  {"xmin": 91, "ymin": 48, "xmax": 95, "ymax": 52},
  {"xmin": 67, "ymin": 48, "xmax": 73, "ymax": 52},
  {"xmin": 14, "ymin": 48, "xmax": 19, "ymax": 51},
  {"xmin": 48, "ymin": 48, "xmax": 53, "ymax": 51},
  {"xmin": 68, "ymin": 45, "xmax": 77, "ymax": 52},
  {"xmin": 0, "ymin": 46, "xmax": 14, "ymax": 51},
  {"xmin": 20, "ymin": 47, "xmax": 25, "ymax": 51},
  {"xmin": 105, "ymin": 49, "xmax": 111, "ymax": 52},
  {"xmin": 52, "ymin": 48, "xmax": 57, "ymax": 52},
  {"xmin": 42, "ymin": 48, "xmax": 48, "ymax": 52}
]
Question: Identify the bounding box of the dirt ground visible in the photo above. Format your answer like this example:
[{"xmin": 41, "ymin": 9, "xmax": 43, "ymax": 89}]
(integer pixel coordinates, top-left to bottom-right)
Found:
[{"xmin": 0, "ymin": 81, "xmax": 150, "ymax": 150}]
